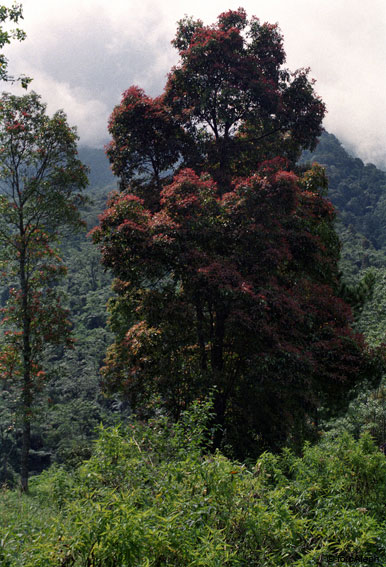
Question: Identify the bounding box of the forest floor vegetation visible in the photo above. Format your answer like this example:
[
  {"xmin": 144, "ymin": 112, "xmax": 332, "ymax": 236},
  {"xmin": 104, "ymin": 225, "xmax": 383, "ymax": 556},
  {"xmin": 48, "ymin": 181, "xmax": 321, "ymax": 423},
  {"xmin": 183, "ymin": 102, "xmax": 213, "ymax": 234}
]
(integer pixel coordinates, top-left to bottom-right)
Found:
[{"xmin": 1, "ymin": 400, "xmax": 386, "ymax": 566}]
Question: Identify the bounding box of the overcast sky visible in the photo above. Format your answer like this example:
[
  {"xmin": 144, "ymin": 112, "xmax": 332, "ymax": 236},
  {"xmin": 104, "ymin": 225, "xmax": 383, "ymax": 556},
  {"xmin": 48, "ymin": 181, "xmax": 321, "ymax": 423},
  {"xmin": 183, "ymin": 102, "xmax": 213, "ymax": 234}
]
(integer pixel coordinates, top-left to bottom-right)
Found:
[{"xmin": 3, "ymin": 0, "xmax": 386, "ymax": 168}]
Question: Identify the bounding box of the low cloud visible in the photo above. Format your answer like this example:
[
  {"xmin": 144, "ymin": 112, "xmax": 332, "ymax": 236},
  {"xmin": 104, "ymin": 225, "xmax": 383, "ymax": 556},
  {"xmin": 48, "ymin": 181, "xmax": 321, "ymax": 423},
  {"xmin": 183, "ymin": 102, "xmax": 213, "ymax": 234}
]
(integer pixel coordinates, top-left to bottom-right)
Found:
[{"xmin": 3, "ymin": 0, "xmax": 386, "ymax": 167}]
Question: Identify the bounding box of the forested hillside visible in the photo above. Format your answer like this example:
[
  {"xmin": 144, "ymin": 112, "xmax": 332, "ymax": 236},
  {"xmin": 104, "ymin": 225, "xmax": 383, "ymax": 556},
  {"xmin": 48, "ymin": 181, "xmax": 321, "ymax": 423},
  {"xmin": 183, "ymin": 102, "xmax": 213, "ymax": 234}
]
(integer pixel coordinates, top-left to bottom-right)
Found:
[
  {"xmin": 1, "ymin": 5, "xmax": 386, "ymax": 565},
  {"xmin": 302, "ymin": 131, "xmax": 386, "ymax": 447},
  {"xmin": 303, "ymin": 131, "xmax": 386, "ymax": 251},
  {"xmin": 2, "ymin": 132, "xmax": 386, "ymax": 484}
]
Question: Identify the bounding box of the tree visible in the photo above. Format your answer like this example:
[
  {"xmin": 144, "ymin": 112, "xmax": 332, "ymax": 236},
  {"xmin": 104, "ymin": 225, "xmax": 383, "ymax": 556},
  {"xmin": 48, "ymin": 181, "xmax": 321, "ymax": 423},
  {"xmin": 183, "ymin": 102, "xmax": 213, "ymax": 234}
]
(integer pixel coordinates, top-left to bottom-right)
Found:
[
  {"xmin": 107, "ymin": 86, "xmax": 184, "ymax": 209},
  {"xmin": 107, "ymin": 8, "xmax": 325, "ymax": 204},
  {"xmin": 92, "ymin": 162, "xmax": 381, "ymax": 456},
  {"xmin": 0, "ymin": 3, "xmax": 31, "ymax": 87},
  {"xmin": 0, "ymin": 91, "xmax": 88, "ymax": 490},
  {"xmin": 93, "ymin": 9, "xmax": 383, "ymax": 457}
]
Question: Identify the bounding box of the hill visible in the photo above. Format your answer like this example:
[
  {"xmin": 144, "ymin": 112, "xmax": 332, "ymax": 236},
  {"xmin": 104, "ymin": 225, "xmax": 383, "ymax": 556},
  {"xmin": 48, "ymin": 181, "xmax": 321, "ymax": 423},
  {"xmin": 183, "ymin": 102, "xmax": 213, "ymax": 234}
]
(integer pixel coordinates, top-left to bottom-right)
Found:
[
  {"xmin": 78, "ymin": 146, "xmax": 116, "ymax": 188},
  {"xmin": 302, "ymin": 131, "xmax": 386, "ymax": 250}
]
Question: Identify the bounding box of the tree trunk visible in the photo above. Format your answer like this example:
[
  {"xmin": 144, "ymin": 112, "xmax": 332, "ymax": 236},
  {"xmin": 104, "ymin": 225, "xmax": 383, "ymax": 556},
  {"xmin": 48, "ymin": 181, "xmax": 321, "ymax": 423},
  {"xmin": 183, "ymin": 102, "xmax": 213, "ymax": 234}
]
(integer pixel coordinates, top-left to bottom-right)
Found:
[
  {"xmin": 210, "ymin": 306, "xmax": 227, "ymax": 450},
  {"xmin": 20, "ymin": 248, "xmax": 32, "ymax": 493},
  {"xmin": 211, "ymin": 306, "xmax": 225, "ymax": 374},
  {"xmin": 195, "ymin": 296, "xmax": 207, "ymax": 371},
  {"xmin": 20, "ymin": 410, "xmax": 31, "ymax": 492}
]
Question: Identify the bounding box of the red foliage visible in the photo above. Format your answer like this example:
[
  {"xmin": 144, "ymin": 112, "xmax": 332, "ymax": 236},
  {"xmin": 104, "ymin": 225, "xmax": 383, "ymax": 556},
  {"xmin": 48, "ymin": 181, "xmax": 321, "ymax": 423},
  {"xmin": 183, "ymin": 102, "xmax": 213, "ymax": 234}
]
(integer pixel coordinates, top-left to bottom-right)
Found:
[
  {"xmin": 95, "ymin": 9, "xmax": 382, "ymax": 456},
  {"xmin": 92, "ymin": 161, "xmax": 382, "ymax": 455},
  {"xmin": 107, "ymin": 8, "xmax": 326, "ymax": 206},
  {"xmin": 218, "ymin": 8, "xmax": 248, "ymax": 30}
]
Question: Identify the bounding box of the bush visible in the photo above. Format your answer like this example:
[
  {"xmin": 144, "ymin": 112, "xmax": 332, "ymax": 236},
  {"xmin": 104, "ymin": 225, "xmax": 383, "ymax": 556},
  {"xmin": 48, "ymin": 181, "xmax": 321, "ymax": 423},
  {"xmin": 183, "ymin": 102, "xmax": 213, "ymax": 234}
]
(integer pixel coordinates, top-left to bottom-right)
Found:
[{"xmin": 1, "ymin": 402, "xmax": 386, "ymax": 566}]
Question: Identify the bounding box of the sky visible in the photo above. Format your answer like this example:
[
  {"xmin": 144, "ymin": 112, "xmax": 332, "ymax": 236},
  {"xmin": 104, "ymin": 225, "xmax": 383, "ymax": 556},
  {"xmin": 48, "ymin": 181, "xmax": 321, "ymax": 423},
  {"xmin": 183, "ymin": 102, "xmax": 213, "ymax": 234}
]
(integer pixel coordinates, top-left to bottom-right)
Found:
[{"xmin": 3, "ymin": 0, "xmax": 386, "ymax": 168}]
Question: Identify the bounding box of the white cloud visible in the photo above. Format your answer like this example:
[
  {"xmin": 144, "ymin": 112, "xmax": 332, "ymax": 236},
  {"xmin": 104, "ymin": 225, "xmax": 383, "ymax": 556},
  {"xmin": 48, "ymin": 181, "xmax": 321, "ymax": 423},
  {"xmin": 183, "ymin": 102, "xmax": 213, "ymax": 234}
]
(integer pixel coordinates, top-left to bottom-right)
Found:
[
  {"xmin": 32, "ymin": 72, "xmax": 110, "ymax": 147},
  {"xmin": 2, "ymin": 0, "xmax": 386, "ymax": 167}
]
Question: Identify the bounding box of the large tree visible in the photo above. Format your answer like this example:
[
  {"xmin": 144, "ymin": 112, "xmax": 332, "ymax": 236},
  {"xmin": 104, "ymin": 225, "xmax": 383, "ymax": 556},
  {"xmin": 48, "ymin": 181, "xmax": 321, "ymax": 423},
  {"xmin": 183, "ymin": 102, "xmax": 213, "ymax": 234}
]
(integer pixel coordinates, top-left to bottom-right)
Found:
[
  {"xmin": 93, "ymin": 9, "xmax": 382, "ymax": 457},
  {"xmin": 0, "ymin": 91, "xmax": 88, "ymax": 490}
]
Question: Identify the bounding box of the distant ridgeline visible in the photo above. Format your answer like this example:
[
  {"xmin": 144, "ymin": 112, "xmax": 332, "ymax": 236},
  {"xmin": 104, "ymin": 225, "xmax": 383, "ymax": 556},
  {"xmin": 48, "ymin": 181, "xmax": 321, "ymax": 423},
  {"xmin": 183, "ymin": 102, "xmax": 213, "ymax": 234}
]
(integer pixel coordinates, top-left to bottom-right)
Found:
[
  {"xmin": 302, "ymin": 131, "xmax": 386, "ymax": 251},
  {"xmin": 77, "ymin": 146, "xmax": 116, "ymax": 189}
]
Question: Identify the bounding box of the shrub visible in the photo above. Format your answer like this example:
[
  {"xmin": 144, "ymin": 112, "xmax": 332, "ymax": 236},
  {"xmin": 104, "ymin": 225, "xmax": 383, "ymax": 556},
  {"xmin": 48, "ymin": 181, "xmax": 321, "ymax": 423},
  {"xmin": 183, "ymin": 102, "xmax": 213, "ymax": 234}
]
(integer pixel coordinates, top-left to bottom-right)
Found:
[{"xmin": 1, "ymin": 403, "xmax": 386, "ymax": 566}]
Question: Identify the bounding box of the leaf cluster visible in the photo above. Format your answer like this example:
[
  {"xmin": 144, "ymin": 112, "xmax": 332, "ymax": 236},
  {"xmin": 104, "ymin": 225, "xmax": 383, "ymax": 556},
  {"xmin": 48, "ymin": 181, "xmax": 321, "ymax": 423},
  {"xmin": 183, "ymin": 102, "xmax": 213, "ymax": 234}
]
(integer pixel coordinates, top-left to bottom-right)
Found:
[{"xmin": 0, "ymin": 3, "xmax": 31, "ymax": 87}]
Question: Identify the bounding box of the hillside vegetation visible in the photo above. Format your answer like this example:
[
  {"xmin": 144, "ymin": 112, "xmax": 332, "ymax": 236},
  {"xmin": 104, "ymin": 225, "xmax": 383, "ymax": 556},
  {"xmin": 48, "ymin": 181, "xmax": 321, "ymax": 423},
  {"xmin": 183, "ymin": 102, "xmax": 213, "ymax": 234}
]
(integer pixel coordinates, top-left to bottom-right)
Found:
[
  {"xmin": 1, "ymin": 6, "xmax": 386, "ymax": 565},
  {"xmin": 1, "ymin": 401, "xmax": 386, "ymax": 566}
]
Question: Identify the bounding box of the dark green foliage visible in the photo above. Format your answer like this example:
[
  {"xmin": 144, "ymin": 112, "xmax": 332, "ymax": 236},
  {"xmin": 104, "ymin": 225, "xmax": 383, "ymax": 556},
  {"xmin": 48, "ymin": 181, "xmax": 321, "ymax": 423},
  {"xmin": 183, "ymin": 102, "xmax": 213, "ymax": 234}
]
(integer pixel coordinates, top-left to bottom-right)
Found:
[
  {"xmin": 303, "ymin": 132, "xmax": 386, "ymax": 248},
  {"xmin": 35, "ymin": 232, "xmax": 118, "ymax": 469},
  {"xmin": 338, "ymin": 224, "xmax": 386, "ymax": 280},
  {"xmin": 338, "ymin": 269, "xmax": 376, "ymax": 317}
]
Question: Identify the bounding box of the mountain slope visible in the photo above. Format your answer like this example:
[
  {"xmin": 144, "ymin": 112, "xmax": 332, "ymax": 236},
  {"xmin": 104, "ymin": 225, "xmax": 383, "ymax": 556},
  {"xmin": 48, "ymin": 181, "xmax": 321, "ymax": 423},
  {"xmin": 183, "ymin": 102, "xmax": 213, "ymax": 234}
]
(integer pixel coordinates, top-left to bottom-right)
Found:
[{"xmin": 302, "ymin": 131, "xmax": 386, "ymax": 249}]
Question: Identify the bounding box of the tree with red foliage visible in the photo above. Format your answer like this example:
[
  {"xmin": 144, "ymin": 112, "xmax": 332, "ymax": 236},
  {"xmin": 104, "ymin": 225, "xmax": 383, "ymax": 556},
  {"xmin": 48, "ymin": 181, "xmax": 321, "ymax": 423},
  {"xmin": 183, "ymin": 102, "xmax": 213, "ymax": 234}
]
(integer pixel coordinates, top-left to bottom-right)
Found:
[
  {"xmin": 94, "ymin": 9, "xmax": 382, "ymax": 457},
  {"xmin": 107, "ymin": 8, "xmax": 325, "ymax": 204},
  {"xmin": 106, "ymin": 86, "xmax": 184, "ymax": 209},
  {"xmin": 0, "ymin": 92, "xmax": 88, "ymax": 490}
]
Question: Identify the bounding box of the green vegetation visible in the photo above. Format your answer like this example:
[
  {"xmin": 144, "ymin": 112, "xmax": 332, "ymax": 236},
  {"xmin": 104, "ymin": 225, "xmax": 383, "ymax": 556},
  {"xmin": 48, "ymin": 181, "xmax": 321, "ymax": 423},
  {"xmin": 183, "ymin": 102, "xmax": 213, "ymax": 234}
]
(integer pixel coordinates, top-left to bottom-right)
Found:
[
  {"xmin": 0, "ymin": 2, "xmax": 31, "ymax": 87},
  {"xmin": 1, "ymin": 5, "xmax": 386, "ymax": 566},
  {"xmin": 0, "ymin": 91, "xmax": 88, "ymax": 490},
  {"xmin": 303, "ymin": 131, "xmax": 386, "ymax": 452},
  {"xmin": 1, "ymin": 101, "xmax": 386, "ymax": 567},
  {"xmin": 1, "ymin": 402, "xmax": 386, "ymax": 566},
  {"xmin": 303, "ymin": 131, "xmax": 386, "ymax": 250}
]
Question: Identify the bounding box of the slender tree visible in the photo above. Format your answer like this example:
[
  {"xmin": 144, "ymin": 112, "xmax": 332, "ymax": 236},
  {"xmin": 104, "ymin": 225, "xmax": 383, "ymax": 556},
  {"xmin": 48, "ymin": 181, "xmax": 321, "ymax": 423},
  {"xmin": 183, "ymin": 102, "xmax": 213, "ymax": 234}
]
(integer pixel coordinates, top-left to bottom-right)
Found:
[{"xmin": 0, "ymin": 91, "xmax": 88, "ymax": 490}]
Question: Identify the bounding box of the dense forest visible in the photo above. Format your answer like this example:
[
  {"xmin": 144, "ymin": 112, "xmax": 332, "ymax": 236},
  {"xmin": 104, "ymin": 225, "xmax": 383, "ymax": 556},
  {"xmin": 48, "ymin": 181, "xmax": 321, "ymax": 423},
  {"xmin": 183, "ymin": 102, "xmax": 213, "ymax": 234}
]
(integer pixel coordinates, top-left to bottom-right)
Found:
[{"xmin": 1, "ymin": 5, "xmax": 386, "ymax": 566}]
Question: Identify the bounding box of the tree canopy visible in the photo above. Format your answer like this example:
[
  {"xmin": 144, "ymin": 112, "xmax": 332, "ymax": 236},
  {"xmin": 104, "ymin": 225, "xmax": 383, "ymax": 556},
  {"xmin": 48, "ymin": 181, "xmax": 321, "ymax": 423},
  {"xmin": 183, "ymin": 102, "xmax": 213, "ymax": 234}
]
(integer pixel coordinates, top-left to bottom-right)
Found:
[
  {"xmin": 93, "ymin": 8, "xmax": 383, "ymax": 457},
  {"xmin": 107, "ymin": 8, "xmax": 325, "ymax": 205}
]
